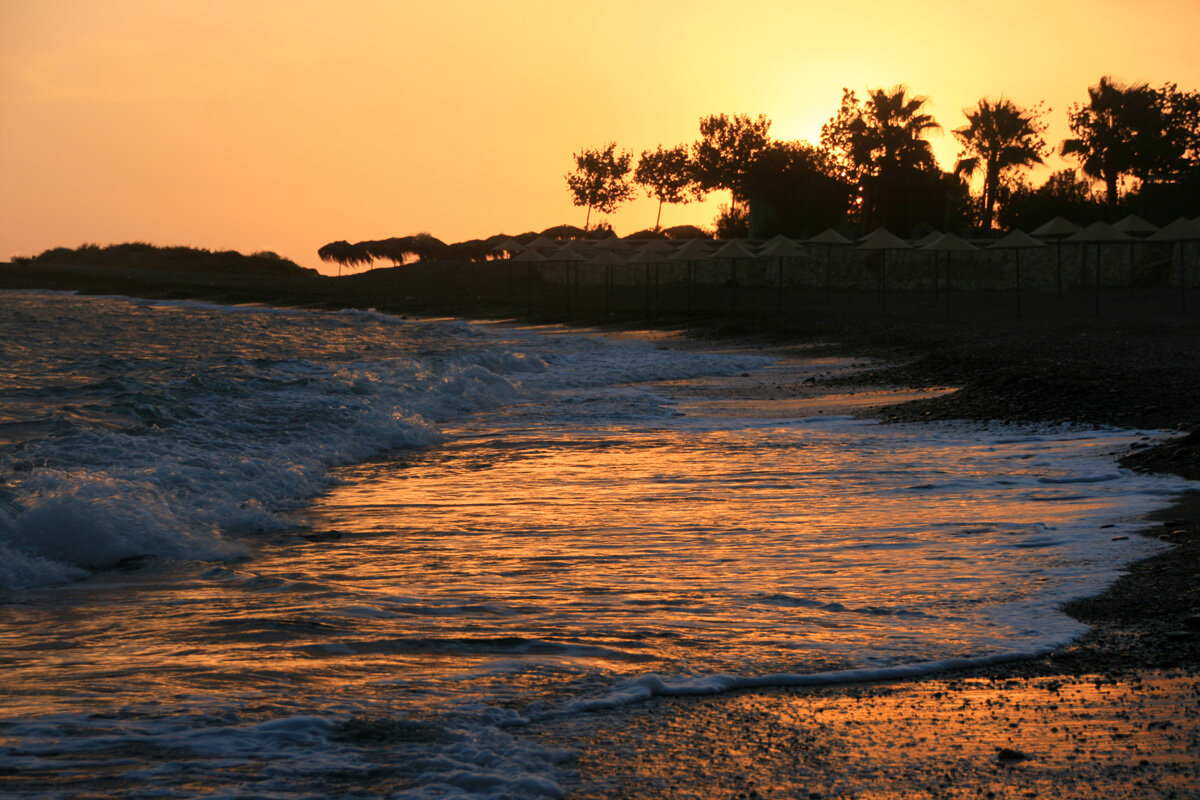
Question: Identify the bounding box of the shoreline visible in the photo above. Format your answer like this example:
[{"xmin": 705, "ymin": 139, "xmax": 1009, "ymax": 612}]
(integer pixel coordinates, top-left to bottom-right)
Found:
[
  {"xmin": 4, "ymin": 273, "xmax": 1200, "ymax": 795},
  {"xmin": 522, "ymin": 339, "xmax": 1200, "ymax": 799}
]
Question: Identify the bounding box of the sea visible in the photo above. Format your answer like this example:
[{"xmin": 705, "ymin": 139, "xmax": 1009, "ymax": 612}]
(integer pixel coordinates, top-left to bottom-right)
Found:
[{"xmin": 0, "ymin": 290, "xmax": 1187, "ymax": 798}]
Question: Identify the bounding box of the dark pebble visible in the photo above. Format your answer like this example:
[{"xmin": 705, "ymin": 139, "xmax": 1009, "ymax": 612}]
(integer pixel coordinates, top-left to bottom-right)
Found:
[{"xmin": 996, "ymin": 747, "xmax": 1029, "ymax": 763}]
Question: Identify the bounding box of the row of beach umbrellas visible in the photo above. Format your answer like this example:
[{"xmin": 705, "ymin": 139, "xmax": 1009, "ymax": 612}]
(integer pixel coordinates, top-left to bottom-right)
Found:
[
  {"xmin": 492, "ymin": 213, "xmax": 1200, "ymax": 266},
  {"xmin": 500, "ymin": 213, "xmax": 1200, "ymax": 317}
]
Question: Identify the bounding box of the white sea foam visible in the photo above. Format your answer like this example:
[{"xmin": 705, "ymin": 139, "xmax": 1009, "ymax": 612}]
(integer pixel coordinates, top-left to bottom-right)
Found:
[{"xmin": 0, "ymin": 293, "xmax": 770, "ymax": 591}]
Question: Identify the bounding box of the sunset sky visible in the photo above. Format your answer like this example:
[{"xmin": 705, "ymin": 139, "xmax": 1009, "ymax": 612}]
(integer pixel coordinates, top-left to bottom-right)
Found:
[{"xmin": 3, "ymin": 0, "xmax": 1199, "ymax": 273}]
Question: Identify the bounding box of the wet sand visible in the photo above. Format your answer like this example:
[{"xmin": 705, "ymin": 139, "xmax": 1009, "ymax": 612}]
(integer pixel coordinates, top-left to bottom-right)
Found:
[{"xmin": 537, "ymin": 672, "xmax": 1200, "ymax": 799}]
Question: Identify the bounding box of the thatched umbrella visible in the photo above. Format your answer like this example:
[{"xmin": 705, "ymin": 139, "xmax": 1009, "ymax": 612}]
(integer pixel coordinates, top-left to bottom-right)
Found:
[
  {"xmin": 713, "ymin": 239, "xmax": 757, "ymax": 315},
  {"xmin": 551, "ymin": 243, "xmax": 589, "ymax": 313},
  {"xmin": 920, "ymin": 233, "xmax": 978, "ymax": 318},
  {"xmin": 1148, "ymin": 217, "xmax": 1200, "ymax": 311},
  {"xmin": 317, "ymin": 240, "xmax": 373, "ymax": 276},
  {"xmin": 1066, "ymin": 221, "xmax": 1132, "ymax": 314},
  {"xmin": 526, "ymin": 235, "xmax": 561, "ymax": 252},
  {"xmin": 759, "ymin": 235, "xmax": 804, "ymax": 315},
  {"xmin": 1031, "ymin": 216, "xmax": 1081, "ymax": 298},
  {"xmin": 489, "ymin": 237, "xmax": 525, "ymax": 260},
  {"xmin": 511, "ymin": 247, "xmax": 547, "ymax": 314},
  {"xmin": 1113, "ymin": 214, "xmax": 1160, "ymax": 282},
  {"xmin": 807, "ymin": 228, "xmax": 854, "ymax": 300},
  {"xmin": 592, "ymin": 233, "xmax": 631, "ymax": 252},
  {"xmin": 668, "ymin": 239, "xmax": 713, "ymax": 316},
  {"xmin": 361, "ymin": 237, "xmax": 415, "ymax": 267},
  {"xmin": 988, "ymin": 229, "xmax": 1046, "ymax": 317},
  {"xmin": 1112, "ymin": 214, "xmax": 1159, "ymax": 237},
  {"xmin": 858, "ymin": 228, "xmax": 911, "ymax": 316},
  {"xmin": 588, "ymin": 248, "xmax": 630, "ymax": 315}
]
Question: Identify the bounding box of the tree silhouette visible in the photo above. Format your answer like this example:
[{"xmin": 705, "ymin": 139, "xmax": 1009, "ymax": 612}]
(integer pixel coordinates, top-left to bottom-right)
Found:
[
  {"xmin": 1160, "ymin": 83, "xmax": 1200, "ymax": 173},
  {"xmin": 1061, "ymin": 76, "xmax": 1166, "ymax": 211},
  {"xmin": 822, "ymin": 86, "xmax": 943, "ymax": 229},
  {"xmin": 742, "ymin": 141, "xmax": 851, "ymax": 236},
  {"xmin": 954, "ymin": 98, "xmax": 1048, "ymax": 230},
  {"xmin": 565, "ymin": 143, "xmax": 635, "ymax": 231},
  {"xmin": 997, "ymin": 169, "xmax": 1104, "ymax": 229},
  {"xmin": 691, "ymin": 113, "xmax": 773, "ymax": 212},
  {"xmin": 634, "ymin": 144, "xmax": 698, "ymax": 230}
]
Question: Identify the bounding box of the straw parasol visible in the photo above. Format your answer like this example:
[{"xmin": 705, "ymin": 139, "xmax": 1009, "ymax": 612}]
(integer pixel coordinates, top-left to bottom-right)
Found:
[
  {"xmin": 551, "ymin": 244, "xmax": 589, "ymax": 313},
  {"xmin": 1112, "ymin": 214, "xmax": 1159, "ymax": 237},
  {"xmin": 759, "ymin": 235, "xmax": 805, "ymax": 315},
  {"xmin": 489, "ymin": 237, "xmax": 525, "ymax": 260},
  {"xmin": 526, "ymin": 235, "xmax": 561, "ymax": 252},
  {"xmin": 667, "ymin": 239, "xmax": 713, "ymax": 316},
  {"xmin": 628, "ymin": 239, "xmax": 675, "ymax": 262},
  {"xmin": 1066, "ymin": 221, "xmax": 1132, "ymax": 314},
  {"xmin": 989, "ymin": 229, "xmax": 1046, "ymax": 317},
  {"xmin": 858, "ymin": 228, "xmax": 911, "ymax": 316},
  {"xmin": 1031, "ymin": 217, "xmax": 1081, "ymax": 298},
  {"xmin": 808, "ymin": 228, "xmax": 854, "ymax": 300},
  {"xmin": 587, "ymin": 248, "xmax": 630, "ymax": 315},
  {"xmin": 1149, "ymin": 218, "xmax": 1200, "ymax": 311},
  {"xmin": 511, "ymin": 248, "xmax": 547, "ymax": 314},
  {"xmin": 629, "ymin": 241, "xmax": 675, "ymax": 316},
  {"xmin": 713, "ymin": 240, "xmax": 758, "ymax": 315},
  {"xmin": 920, "ymin": 233, "xmax": 978, "ymax": 318}
]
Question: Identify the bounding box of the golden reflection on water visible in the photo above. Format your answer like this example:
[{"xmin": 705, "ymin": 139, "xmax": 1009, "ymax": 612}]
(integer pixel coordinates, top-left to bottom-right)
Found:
[{"xmin": 0, "ymin": 418, "xmax": 1163, "ymax": 721}]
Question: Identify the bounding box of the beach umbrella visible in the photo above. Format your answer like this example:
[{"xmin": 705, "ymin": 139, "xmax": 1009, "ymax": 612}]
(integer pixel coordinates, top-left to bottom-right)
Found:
[
  {"xmin": 511, "ymin": 248, "xmax": 547, "ymax": 314},
  {"xmin": 629, "ymin": 241, "xmax": 675, "ymax": 316},
  {"xmin": 629, "ymin": 239, "xmax": 675, "ymax": 261},
  {"xmin": 489, "ymin": 237, "xmax": 525, "ymax": 260},
  {"xmin": 592, "ymin": 233, "xmax": 630, "ymax": 251},
  {"xmin": 1112, "ymin": 214, "xmax": 1159, "ymax": 237},
  {"xmin": 713, "ymin": 239, "xmax": 757, "ymax": 315},
  {"xmin": 808, "ymin": 228, "xmax": 854, "ymax": 300},
  {"xmin": 1032, "ymin": 216, "xmax": 1082, "ymax": 238},
  {"xmin": 588, "ymin": 248, "xmax": 630, "ymax": 315},
  {"xmin": 526, "ymin": 235, "xmax": 561, "ymax": 252},
  {"xmin": 1067, "ymin": 221, "xmax": 1132, "ymax": 314},
  {"xmin": 1031, "ymin": 217, "xmax": 1081, "ymax": 298},
  {"xmin": 989, "ymin": 229, "xmax": 1046, "ymax": 317},
  {"xmin": 1149, "ymin": 217, "xmax": 1200, "ymax": 311},
  {"xmin": 317, "ymin": 240, "xmax": 374, "ymax": 276},
  {"xmin": 551, "ymin": 244, "xmax": 589, "ymax": 314},
  {"xmin": 858, "ymin": 228, "xmax": 910, "ymax": 316},
  {"xmin": 1113, "ymin": 215, "xmax": 1160, "ymax": 284},
  {"xmin": 920, "ymin": 233, "xmax": 978, "ymax": 318},
  {"xmin": 758, "ymin": 235, "xmax": 805, "ymax": 315},
  {"xmin": 668, "ymin": 239, "xmax": 713, "ymax": 316}
]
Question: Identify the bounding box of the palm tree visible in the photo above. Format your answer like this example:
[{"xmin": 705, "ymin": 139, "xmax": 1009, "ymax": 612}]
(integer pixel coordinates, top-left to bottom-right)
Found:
[
  {"xmin": 1061, "ymin": 76, "xmax": 1158, "ymax": 211},
  {"xmin": 954, "ymin": 98, "xmax": 1048, "ymax": 230},
  {"xmin": 852, "ymin": 86, "xmax": 941, "ymax": 176}
]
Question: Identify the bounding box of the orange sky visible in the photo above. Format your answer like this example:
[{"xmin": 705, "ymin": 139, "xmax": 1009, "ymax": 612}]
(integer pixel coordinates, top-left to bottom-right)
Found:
[{"xmin": 3, "ymin": 0, "xmax": 1199, "ymax": 273}]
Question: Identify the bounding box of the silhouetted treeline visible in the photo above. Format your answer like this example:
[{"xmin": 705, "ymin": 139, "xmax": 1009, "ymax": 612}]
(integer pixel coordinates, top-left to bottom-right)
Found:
[
  {"xmin": 562, "ymin": 77, "xmax": 1200, "ymax": 239},
  {"xmin": 11, "ymin": 242, "xmax": 318, "ymax": 277}
]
